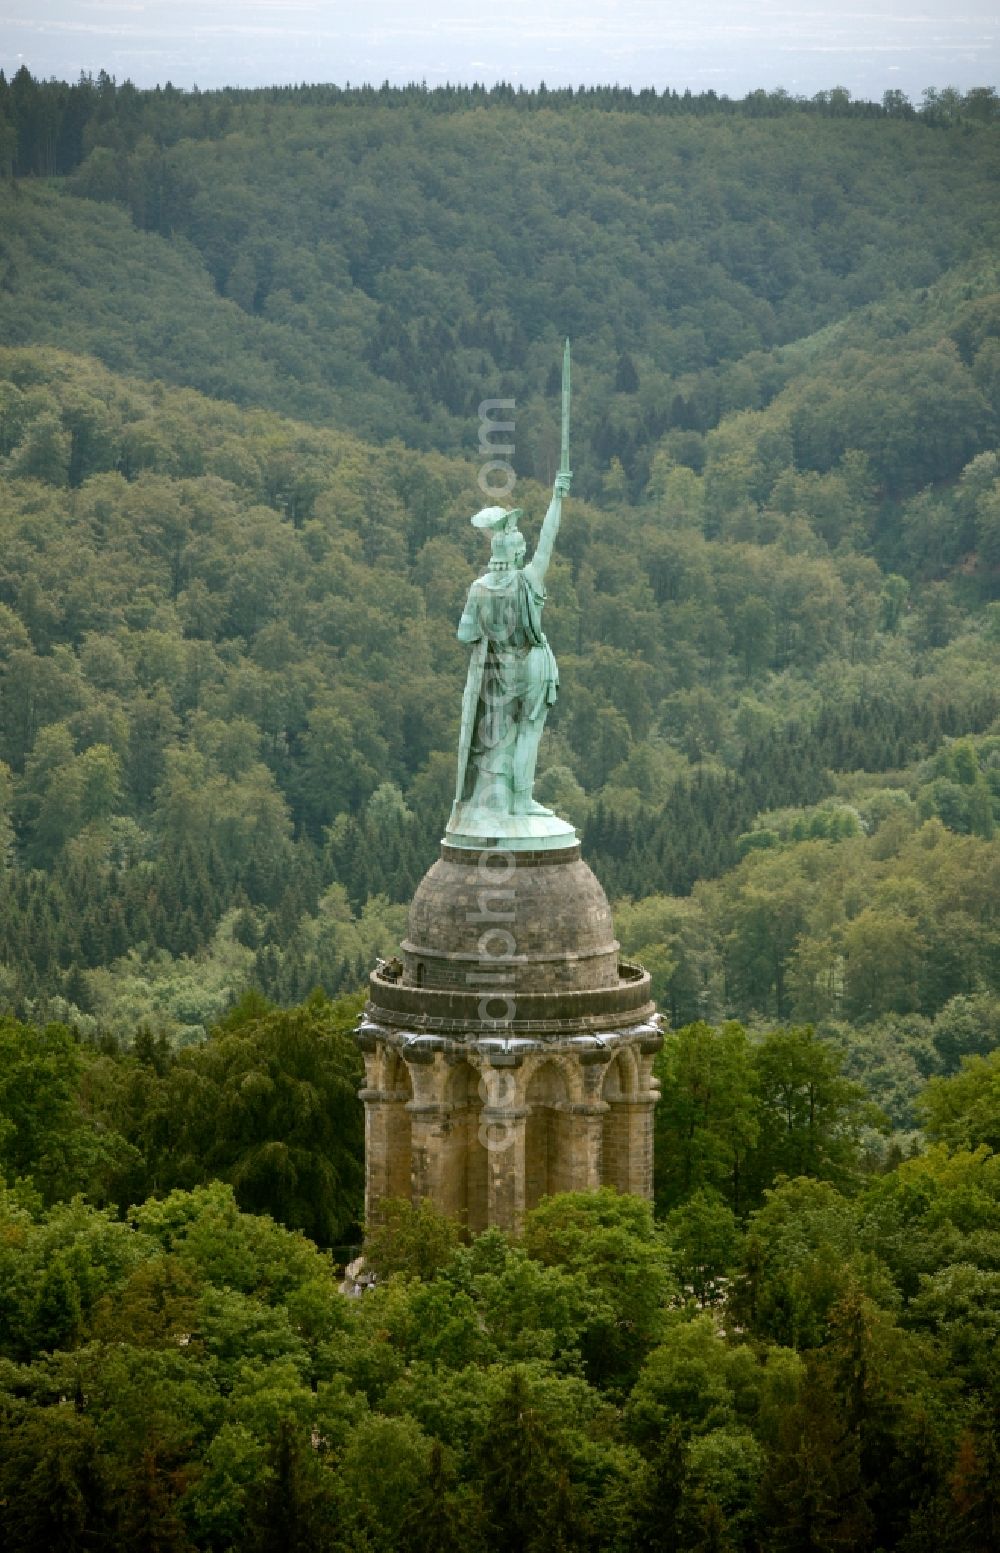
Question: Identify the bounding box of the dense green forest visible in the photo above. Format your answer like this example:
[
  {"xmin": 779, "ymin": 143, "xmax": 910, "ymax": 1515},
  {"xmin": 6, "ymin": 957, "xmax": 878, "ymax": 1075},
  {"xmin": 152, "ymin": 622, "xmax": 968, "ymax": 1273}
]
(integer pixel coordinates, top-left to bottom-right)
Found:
[
  {"xmin": 1, "ymin": 68, "xmax": 1000, "ymax": 1550},
  {"xmin": 2, "ymin": 70, "xmax": 999, "ymax": 477},
  {"xmin": 3, "ymin": 992, "xmax": 1000, "ymax": 1549}
]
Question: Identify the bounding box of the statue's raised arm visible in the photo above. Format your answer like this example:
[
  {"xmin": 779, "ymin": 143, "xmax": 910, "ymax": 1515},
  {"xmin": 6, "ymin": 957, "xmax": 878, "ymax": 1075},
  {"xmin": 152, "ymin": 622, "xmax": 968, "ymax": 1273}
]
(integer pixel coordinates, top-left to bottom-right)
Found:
[
  {"xmin": 526, "ymin": 337, "xmax": 573, "ymax": 590},
  {"xmin": 525, "ymin": 469, "xmax": 571, "ymax": 592}
]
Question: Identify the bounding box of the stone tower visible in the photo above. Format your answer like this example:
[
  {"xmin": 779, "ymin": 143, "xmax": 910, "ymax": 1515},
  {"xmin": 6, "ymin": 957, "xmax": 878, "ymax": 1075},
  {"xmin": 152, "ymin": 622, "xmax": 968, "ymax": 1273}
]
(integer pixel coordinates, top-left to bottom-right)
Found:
[{"xmin": 356, "ymin": 832, "xmax": 661, "ymax": 1233}]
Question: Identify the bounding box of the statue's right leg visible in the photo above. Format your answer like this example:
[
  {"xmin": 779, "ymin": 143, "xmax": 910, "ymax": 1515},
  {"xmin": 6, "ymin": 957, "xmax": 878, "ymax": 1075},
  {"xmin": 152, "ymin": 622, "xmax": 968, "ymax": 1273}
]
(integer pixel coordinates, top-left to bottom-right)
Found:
[{"xmin": 511, "ymin": 712, "xmax": 551, "ymax": 816}]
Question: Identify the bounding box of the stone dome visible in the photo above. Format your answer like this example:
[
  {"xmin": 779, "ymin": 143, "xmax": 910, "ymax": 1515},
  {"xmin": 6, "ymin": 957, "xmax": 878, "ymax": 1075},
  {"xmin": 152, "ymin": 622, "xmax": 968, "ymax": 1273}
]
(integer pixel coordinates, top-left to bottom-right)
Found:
[
  {"xmin": 366, "ymin": 841, "xmax": 656, "ymax": 1040},
  {"xmin": 401, "ymin": 842, "xmax": 619, "ymax": 993}
]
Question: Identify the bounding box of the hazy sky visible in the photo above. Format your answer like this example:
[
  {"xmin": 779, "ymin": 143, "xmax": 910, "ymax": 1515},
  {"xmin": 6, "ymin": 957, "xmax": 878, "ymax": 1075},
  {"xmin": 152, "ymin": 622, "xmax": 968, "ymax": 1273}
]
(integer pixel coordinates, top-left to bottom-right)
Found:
[{"xmin": 2, "ymin": 0, "xmax": 997, "ymax": 101}]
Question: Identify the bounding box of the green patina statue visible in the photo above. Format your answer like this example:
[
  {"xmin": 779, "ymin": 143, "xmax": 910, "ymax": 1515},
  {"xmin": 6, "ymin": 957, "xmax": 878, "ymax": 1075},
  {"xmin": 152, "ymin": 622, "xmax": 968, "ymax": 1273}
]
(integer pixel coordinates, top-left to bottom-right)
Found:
[{"xmin": 447, "ymin": 342, "xmax": 575, "ymax": 848}]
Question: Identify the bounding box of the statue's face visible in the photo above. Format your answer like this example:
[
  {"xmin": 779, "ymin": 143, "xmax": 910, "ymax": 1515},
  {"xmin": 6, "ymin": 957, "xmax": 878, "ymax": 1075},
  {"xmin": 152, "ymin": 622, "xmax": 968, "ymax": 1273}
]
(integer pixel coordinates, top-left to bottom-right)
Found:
[{"xmin": 513, "ymin": 539, "xmax": 527, "ymax": 568}]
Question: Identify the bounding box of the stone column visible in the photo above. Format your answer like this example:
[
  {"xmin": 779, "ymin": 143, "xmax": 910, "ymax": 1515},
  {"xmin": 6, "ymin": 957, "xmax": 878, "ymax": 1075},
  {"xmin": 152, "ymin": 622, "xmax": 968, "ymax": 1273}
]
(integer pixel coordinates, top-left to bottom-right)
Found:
[
  {"xmin": 559, "ymin": 1100, "xmax": 606, "ymax": 1193},
  {"xmin": 626, "ymin": 1098, "xmax": 658, "ymax": 1200},
  {"xmin": 481, "ymin": 1104, "xmax": 528, "ymax": 1233},
  {"xmin": 408, "ymin": 1101, "xmax": 456, "ymax": 1206},
  {"xmin": 358, "ymin": 1085, "xmax": 389, "ymax": 1224},
  {"xmin": 358, "ymin": 1082, "xmax": 411, "ymax": 1221}
]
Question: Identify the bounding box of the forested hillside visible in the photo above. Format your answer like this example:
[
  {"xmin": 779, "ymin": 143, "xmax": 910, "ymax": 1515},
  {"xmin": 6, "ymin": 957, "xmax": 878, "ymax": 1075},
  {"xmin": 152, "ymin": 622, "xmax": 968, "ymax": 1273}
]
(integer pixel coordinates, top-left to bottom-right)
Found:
[
  {"xmin": 0, "ymin": 311, "xmax": 997, "ymax": 1037},
  {"xmin": 0, "ymin": 65, "xmax": 998, "ymax": 1152},
  {"xmin": 1, "ymin": 71, "xmax": 998, "ymax": 487},
  {"xmin": 1, "ymin": 68, "xmax": 1000, "ymax": 1552}
]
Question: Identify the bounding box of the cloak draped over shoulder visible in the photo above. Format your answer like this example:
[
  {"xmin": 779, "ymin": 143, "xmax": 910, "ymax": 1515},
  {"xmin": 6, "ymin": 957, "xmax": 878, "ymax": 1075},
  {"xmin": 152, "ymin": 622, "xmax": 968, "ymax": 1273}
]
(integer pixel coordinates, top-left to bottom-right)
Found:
[{"xmin": 453, "ymin": 568, "xmax": 558, "ymax": 806}]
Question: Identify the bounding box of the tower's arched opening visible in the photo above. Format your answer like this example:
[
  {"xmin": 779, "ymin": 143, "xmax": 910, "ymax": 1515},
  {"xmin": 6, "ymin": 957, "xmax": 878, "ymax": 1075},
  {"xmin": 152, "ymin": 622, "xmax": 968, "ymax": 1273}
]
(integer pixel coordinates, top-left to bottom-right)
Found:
[{"xmin": 525, "ymin": 1060, "xmax": 572, "ymax": 1210}]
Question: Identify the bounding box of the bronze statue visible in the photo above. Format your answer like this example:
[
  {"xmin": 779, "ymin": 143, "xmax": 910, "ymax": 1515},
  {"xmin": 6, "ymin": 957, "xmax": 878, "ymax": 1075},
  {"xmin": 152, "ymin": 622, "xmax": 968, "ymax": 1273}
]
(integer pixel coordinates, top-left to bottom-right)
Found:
[{"xmin": 449, "ymin": 343, "xmax": 573, "ymax": 842}]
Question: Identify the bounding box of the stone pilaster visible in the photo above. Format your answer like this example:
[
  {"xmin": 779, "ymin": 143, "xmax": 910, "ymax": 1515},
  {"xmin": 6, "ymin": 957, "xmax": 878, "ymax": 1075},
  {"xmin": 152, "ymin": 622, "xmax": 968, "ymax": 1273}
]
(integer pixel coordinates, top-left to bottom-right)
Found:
[
  {"xmin": 626, "ymin": 1097, "xmax": 658, "ymax": 1199},
  {"xmin": 359, "ymin": 1085, "xmax": 411, "ymax": 1220},
  {"xmin": 482, "ymin": 1104, "xmax": 528, "ymax": 1233},
  {"xmin": 408, "ymin": 1101, "xmax": 455, "ymax": 1205},
  {"xmin": 560, "ymin": 1100, "xmax": 606, "ymax": 1192}
]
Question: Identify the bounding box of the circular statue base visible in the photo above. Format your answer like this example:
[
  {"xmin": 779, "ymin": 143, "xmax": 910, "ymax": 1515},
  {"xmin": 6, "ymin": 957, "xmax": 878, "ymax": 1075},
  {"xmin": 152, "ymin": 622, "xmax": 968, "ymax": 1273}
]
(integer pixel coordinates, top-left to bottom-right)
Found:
[{"xmin": 444, "ymin": 804, "xmax": 577, "ymax": 852}]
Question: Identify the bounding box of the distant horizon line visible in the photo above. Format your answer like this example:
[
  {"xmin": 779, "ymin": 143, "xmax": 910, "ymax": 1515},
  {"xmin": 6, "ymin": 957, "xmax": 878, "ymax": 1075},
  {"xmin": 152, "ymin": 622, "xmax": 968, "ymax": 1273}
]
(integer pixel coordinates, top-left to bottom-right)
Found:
[{"xmin": 4, "ymin": 68, "xmax": 997, "ymax": 105}]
